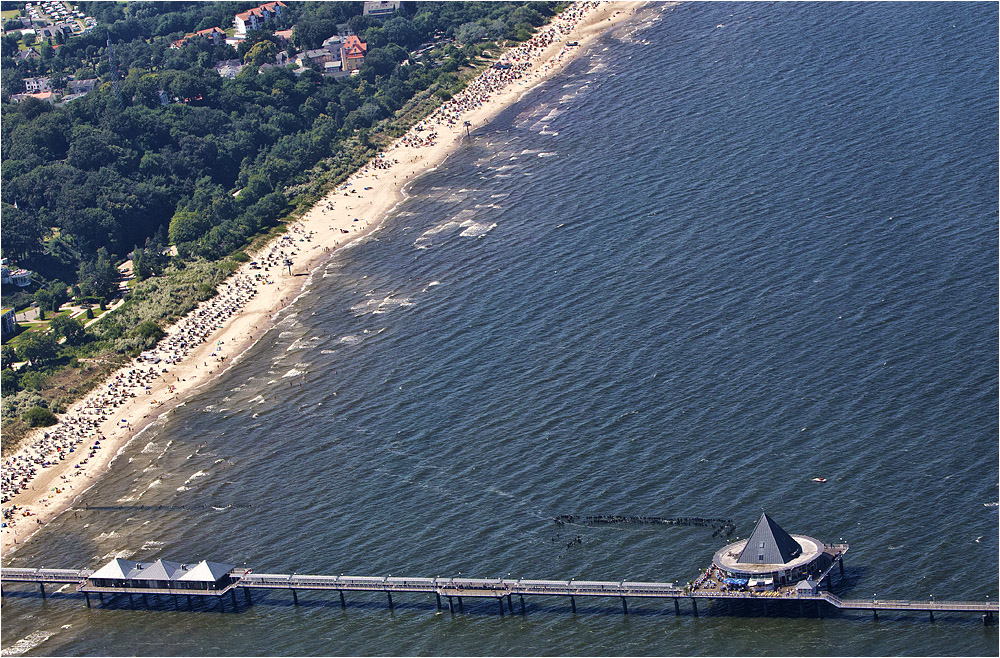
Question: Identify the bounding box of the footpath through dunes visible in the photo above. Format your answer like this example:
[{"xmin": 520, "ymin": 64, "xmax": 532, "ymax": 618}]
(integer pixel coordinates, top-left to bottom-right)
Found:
[{"xmin": 0, "ymin": 0, "xmax": 646, "ymax": 558}]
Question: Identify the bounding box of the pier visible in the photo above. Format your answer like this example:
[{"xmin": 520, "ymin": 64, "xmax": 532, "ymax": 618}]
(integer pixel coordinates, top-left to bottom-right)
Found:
[
  {"xmin": 3, "ymin": 563, "xmax": 996, "ymax": 624},
  {"xmin": 3, "ymin": 513, "xmax": 995, "ymax": 624}
]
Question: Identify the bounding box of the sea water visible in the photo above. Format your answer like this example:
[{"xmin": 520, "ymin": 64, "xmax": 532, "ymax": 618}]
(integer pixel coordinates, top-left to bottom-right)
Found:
[{"xmin": 2, "ymin": 3, "xmax": 997, "ymax": 655}]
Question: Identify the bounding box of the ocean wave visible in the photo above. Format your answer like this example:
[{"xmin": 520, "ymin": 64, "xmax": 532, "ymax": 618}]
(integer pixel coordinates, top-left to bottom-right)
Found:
[{"xmin": 2, "ymin": 631, "xmax": 53, "ymax": 656}]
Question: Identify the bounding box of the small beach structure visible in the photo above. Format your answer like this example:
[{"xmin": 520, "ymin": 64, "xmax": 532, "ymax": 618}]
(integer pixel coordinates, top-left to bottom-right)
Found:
[{"xmin": 712, "ymin": 511, "xmax": 834, "ymax": 586}]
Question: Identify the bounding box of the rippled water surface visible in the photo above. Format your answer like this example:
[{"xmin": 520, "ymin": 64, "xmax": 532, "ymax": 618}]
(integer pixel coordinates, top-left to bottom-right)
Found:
[{"xmin": 2, "ymin": 3, "xmax": 997, "ymax": 656}]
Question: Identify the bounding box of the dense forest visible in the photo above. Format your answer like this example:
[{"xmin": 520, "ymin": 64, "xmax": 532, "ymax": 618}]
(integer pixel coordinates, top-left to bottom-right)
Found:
[{"xmin": 0, "ymin": 0, "xmax": 564, "ymax": 450}]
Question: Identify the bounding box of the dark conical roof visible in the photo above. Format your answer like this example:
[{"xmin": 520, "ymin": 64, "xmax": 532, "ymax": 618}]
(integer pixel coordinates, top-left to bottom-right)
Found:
[{"xmin": 737, "ymin": 512, "xmax": 802, "ymax": 565}]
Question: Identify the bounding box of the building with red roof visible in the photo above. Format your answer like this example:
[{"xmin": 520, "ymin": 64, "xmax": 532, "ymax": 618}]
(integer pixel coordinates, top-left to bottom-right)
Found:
[{"xmin": 340, "ymin": 35, "xmax": 367, "ymax": 72}]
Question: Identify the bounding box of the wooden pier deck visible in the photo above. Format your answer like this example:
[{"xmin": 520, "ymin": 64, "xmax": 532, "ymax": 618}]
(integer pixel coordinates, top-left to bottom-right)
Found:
[{"xmin": 3, "ymin": 566, "xmax": 996, "ymax": 623}]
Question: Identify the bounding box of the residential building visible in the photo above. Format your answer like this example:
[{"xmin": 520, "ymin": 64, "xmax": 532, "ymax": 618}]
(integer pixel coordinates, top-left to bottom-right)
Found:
[
  {"xmin": 1, "ymin": 308, "xmax": 17, "ymax": 340},
  {"xmin": 296, "ymin": 48, "xmax": 332, "ymax": 68},
  {"xmin": 233, "ymin": 1, "xmax": 286, "ymax": 37},
  {"xmin": 23, "ymin": 77, "xmax": 51, "ymax": 92},
  {"xmin": 363, "ymin": 1, "xmax": 400, "ymax": 17},
  {"xmin": 322, "ymin": 34, "xmax": 343, "ymax": 53},
  {"xmin": 214, "ymin": 58, "xmax": 246, "ymax": 78},
  {"xmin": 66, "ymin": 78, "xmax": 98, "ymax": 94},
  {"xmin": 1, "ymin": 261, "xmax": 33, "ymax": 287},
  {"xmin": 171, "ymin": 26, "xmax": 225, "ymax": 49},
  {"xmin": 340, "ymin": 35, "xmax": 367, "ymax": 72}
]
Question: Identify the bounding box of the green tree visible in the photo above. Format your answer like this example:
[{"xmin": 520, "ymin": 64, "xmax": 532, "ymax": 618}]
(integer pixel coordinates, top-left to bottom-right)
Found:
[
  {"xmin": 1, "ymin": 345, "xmax": 18, "ymax": 369},
  {"xmin": 49, "ymin": 314, "xmax": 85, "ymax": 345},
  {"xmin": 23, "ymin": 405, "xmax": 57, "ymax": 427},
  {"xmin": 245, "ymin": 41, "xmax": 278, "ymax": 67},
  {"xmin": 168, "ymin": 209, "xmax": 210, "ymax": 244},
  {"xmin": 77, "ymin": 247, "xmax": 119, "ymax": 301},
  {"xmin": 17, "ymin": 331, "xmax": 58, "ymax": 365}
]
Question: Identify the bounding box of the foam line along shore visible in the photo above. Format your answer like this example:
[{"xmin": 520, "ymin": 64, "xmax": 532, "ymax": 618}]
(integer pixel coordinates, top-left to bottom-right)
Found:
[{"xmin": 0, "ymin": 1, "xmax": 647, "ymax": 558}]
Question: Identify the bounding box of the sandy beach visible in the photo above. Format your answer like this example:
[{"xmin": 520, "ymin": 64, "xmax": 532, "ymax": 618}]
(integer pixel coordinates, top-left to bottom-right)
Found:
[{"xmin": 0, "ymin": 1, "xmax": 646, "ymax": 558}]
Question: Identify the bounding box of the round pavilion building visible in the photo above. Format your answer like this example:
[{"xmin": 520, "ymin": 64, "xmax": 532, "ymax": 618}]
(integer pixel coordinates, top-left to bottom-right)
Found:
[{"xmin": 712, "ymin": 512, "xmax": 830, "ymax": 588}]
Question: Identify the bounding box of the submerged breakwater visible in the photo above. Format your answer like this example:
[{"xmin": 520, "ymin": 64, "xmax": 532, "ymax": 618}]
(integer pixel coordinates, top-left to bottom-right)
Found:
[{"xmin": 1, "ymin": 3, "xmax": 996, "ymax": 656}]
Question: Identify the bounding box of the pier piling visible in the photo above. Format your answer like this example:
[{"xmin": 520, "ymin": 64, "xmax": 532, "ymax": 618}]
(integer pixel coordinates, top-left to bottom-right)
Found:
[
  {"xmin": 570, "ymin": 595, "xmax": 576, "ymax": 613},
  {"xmin": 674, "ymin": 599, "xmax": 680, "ymax": 615},
  {"xmin": 38, "ymin": 583, "xmax": 45, "ymax": 599},
  {"xmin": 84, "ymin": 593, "xmax": 90, "ymax": 608},
  {"xmin": 458, "ymin": 597, "xmax": 464, "ymax": 611},
  {"xmin": 621, "ymin": 597, "xmax": 628, "ymax": 615},
  {"xmin": 230, "ymin": 590, "xmax": 237, "ymax": 610},
  {"xmin": 244, "ymin": 589, "xmax": 252, "ymax": 606},
  {"xmin": 519, "ymin": 594, "xmax": 525, "ymax": 614},
  {"xmin": 98, "ymin": 592, "xmax": 104, "ymax": 606},
  {"xmin": 928, "ymin": 610, "xmax": 934, "ymax": 623},
  {"xmin": 339, "ymin": 590, "xmax": 345, "ymax": 608},
  {"xmin": 436, "ymin": 593, "xmax": 441, "ymax": 610},
  {"xmin": 290, "ymin": 589, "xmax": 298, "ymax": 605},
  {"xmin": 173, "ymin": 595, "xmax": 179, "ymax": 610},
  {"xmin": 497, "ymin": 597, "xmax": 504, "ymax": 616},
  {"xmin": 507, "ymin": 594, "xmax": 513, "ymax": 613},
  {"xmin": 448, "ymin": 596, "xmax": 454, "ymax": 614},
  {"xmin": 691, "ymin": 598, "xmax": 698, "ymax": 617},
  {"xmin": 387, "ymin": 592, "xmax": 393, "ymax": 611}
]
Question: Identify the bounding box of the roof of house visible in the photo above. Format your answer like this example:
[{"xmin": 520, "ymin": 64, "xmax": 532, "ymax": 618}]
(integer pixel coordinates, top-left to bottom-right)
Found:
[
  {"xmin": 342, "ymin": 35, "xmax": 367, "ymax": 60},
  {"xmin": 89, "ymin": 558, "xmax": 145, "ymax": 580},
  {"xmin": 176, "ymin": 560, "xmax": 234, "ymax": 582},
  {"xmin": 736, "ymin": 512, "xmax": 803, "ymax": 565},
  {"xmin": 133, "ymin": 559, "xmax": 187, "ymax": 581}
]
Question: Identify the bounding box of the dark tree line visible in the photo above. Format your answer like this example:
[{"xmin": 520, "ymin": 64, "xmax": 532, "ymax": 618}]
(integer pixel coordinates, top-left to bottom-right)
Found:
[{"xmin": 1, "ymin": 1, "xmax": 562, "ymax": 296}]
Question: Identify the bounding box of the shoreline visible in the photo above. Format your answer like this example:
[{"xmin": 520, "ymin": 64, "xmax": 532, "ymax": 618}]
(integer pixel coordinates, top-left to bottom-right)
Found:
[{"xmin": 0, "ymin": 0, "xmax": 648, "ymax": 559}]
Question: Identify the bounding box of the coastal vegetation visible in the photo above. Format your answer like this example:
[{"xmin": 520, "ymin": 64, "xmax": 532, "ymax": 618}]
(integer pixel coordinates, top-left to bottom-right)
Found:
[{"xmin": 0, "ymin": 0, "xmax": 567, "ymax": 453}]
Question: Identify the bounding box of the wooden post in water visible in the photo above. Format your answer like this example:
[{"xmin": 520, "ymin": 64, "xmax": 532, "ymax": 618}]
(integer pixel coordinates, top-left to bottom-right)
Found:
[
  {"xmin": 84, "ymin": 593, "xmax": 90, "ymax": 608},
  {"xmin": 244, "ymin": 589, "xmax": 252, "ymax": 606},
  {"xmin": 928, "ymin": 610, "xmax": 934, "ymax": 622},
  {"xmin": 38, "ymin": 583, "xmax": 45, "ymax": 599},
  {"xmin": 339, "ymin": 591, "xmax": 345, "ymax": 608},
  {"xmin": 173, "ymin": 595, "xmax": 179, "ymax": 610},
  {"xmin": 448, "ymin": 596, "xmax": 455, "ymax": 614},
  {"xmin": 873, "ymin": 608, "xmax": 878, "ymax": 621},
  {"xmin": 187, "ymin": 595, "xmax": 192, "ymax": 607},
  {"xmin": 142, "ymin": 594, "xmax": 148, "ymax": 608},
  {"xmin": 458, "ymin": 596, "xmax": 464, "ymax": 611},
  {"xmin": 570, "ymin": 595, "xmax": 576, "ymax": 613},
  {"xmin": 230, "ymin": 590, "xmax": 237, "ymax": 610},
  {"xmin": 98, "ymin": 592, "xmax": 104, "ymax": 606},
  {"xmin": 674, "ymin": 599, "xmax": 680, "ymax": 615},
  {"xmin": 387, "ymin": 592, "xmax": 394, "ymax": 611},
  {"xmin": 497, "ymin": 597, "xmax": 504, "ymax": 616},
  {"xmin": 519, "ymin": 594, "xmax": 526, "ymax": 614},
  {"xmin": 291, "ymin": 589, "xmax": 299, "ymax": 605},
  {"xmin": 128, "ymin": 594, "xmax": 135, "ymax": 609},
  {"xmin": 436, "ymin": 593, "xmax": 442, "ymax": 610},
  {"xmin": 690, "ymin": 598, "xmax": 698, "ymax": 617},
  {"xmin": 621, "ymin": 597, "xmax": 628, "ymax": 615},
  {"xmin": 507, "ymin": 594, "xmax": 513, "ymax": 613}
]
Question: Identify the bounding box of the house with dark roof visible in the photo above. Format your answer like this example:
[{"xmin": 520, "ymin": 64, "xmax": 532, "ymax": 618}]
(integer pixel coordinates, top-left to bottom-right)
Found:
[
  {"xmin": 712, "ymin": 512, "xmax": 834, "ymax": 586},
  {"xmin": 82, "ymin": 557, "xmax": 239, "ymax": 595}
]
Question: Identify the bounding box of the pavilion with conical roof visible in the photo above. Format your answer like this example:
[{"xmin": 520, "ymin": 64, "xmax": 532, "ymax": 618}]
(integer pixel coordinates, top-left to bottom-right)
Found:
[{"xmin": 712, "ymin": 512, "xmax": 828, "ymax": 587}]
